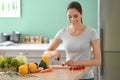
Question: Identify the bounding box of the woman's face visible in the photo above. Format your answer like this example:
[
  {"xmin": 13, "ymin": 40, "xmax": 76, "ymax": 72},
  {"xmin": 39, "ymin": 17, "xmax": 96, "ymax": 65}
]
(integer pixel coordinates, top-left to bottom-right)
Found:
[{"xmin": 67, "ymin": 8, "xmax": 82, "ymax": 25}]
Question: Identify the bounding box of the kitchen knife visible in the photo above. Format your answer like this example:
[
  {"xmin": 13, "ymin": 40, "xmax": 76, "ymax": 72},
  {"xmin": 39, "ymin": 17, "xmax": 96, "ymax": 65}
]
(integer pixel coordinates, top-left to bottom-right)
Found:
[
  {"xmin": 57, "ymin": 58, "xmax": 65, "ymax": 64},
  {"xmin": 74, "ymin": 55, "xmax": 81, "ymax": 61}
]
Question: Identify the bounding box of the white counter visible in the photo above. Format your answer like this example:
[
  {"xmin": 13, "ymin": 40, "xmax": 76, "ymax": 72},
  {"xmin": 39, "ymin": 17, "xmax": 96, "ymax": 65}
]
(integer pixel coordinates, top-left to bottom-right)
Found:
[
  {"xmin": 0, "ymin": 43, "xmax": 64, "ymax": 51},
  {"xmin": 0, "ymin": 43, "xmax": 65, "ymax": 63}
]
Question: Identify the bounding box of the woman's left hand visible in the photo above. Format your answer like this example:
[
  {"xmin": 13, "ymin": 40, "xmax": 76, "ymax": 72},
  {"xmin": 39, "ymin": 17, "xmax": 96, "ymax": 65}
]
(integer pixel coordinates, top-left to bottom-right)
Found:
[{"xmin": 65, "ymin": 59, "xmax": 76, "ymax": 66}]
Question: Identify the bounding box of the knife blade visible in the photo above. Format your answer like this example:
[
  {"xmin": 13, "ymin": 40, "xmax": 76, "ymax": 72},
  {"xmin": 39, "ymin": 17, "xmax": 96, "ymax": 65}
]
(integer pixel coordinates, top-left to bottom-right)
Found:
[
  {"xmin": 57, "ymin": 58, "xmax": 65, "ymax": 64},
  {"xmin": 74, "ymin": 55, "xmax": 81, "ymax": 61}
]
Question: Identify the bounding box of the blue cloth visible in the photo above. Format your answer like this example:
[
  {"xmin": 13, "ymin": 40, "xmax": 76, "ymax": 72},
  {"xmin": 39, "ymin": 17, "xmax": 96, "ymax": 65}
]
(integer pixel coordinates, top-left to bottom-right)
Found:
[{"xmin": 80, "ymin": 78, "xmax": 94, "ymax": 80}]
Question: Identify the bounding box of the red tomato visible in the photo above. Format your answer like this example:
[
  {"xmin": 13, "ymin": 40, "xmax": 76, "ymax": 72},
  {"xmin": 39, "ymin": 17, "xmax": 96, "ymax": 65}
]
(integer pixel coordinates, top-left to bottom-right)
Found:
[
  {"xmin": 73, "ymin": 67, "xmax": 76, "ymax": 70},
  {"xmin": 76, "ymin": 67, "xmax": 79, "ymax": 70},
  {"xmin": 69, "ymin": 67, "xmax": 72, "ymax": 70},
  {"xmin": 78, "ymin": 66, "xmax": 81, "ymax": 70},
  {"xmin": 83, "ymin": 65, "xmax": 85, "ymax": 69},
  {"xmin": 81, "ymin": 65, "xmax": 85, "ymax": 70},
  {"xmin": 62, "ymin": 64, "xmax": 64, "ymax": 66},
  {"xmin": 75, "ymin": 66, "xmax": 79, "ymax": 70}
]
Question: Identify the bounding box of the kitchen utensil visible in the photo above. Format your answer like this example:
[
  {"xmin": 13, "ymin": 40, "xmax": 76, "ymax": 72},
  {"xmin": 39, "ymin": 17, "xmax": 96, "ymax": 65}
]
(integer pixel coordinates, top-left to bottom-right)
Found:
[
  {"xmin": 57, "ymin": 58, "xmax": 65, "ymax": 64},
  {"xmin": 0, "ymin": 33, "xmax": 7, "ymax": 43},
  {"xmin": 10, "ymin": 31, "xmax": 20, "ymax": 43},
  {"xmin": 74, "ymin": 55, "xmax": 81, "ymax": 61}
]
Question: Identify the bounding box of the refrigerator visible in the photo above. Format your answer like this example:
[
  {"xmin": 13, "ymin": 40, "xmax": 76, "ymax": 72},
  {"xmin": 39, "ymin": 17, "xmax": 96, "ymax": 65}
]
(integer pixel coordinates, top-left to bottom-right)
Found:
[{"xmin": 100, "ymin": 0, "xmax": 120, "ymax": 80}]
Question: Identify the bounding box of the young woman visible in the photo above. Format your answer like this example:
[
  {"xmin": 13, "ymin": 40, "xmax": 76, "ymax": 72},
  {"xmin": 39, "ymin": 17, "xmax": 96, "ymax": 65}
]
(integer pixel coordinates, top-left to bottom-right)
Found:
[{"xmin": 44, "ymin": 1, "xmax": 101, "ymax": 80}]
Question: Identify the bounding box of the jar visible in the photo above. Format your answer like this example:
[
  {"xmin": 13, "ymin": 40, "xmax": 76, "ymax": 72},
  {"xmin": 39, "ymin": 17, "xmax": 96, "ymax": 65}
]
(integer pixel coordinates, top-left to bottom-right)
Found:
[
  {"xmin": 43, "ymin": 37, "xmax": 48, "ymax": 43},
  {"xmin": 0, "ymin": 33, "xmax": 7, "ymax": 43},
  {"xmin": 10, "ymin": 31, "xmax": 20, "ymax": 43}
]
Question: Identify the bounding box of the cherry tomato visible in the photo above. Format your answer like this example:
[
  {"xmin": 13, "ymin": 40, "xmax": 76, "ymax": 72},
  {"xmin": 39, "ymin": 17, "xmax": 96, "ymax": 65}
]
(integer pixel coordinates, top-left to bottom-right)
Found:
[
  {"xmin": 69, "ymin": 65, "xmax": 86, "ymax": 71},
  {"xmin": 81, "ymin": 65, "xmax": 85, "ymax": 70},
  {"xmin": 73, "ymin": 67, "xmax": 76, "ymax": 70},
  {"xmin": 83, "ymin": 65, "xmax": 85, "ymax": 69},
  {"xmin": 69, "ymin": 67, "xmax": 72, "ymax": 70},
  {"xmin": 76, "ymin": 67, "xmax": 79, "ymax": 70},
  {"xmin": 61, "ymin": 63, "xmax": 65, "ymax": 66},
  {"xmin": 74, "ymin": 66, "xmax": 78, "ymax": 70},
  {"xmin": 78, "ymin": 66, "xmax": 81, "ymax": 70}
]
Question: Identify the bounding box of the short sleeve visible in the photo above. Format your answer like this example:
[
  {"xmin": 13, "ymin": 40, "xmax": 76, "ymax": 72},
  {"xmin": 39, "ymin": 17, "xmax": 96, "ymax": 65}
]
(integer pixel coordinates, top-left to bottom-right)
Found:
[
  {"xmin": 90, "ymin": 28, "xmax": 99, "ymax": 42},
  {"xmin": 55, "ymin": 29, "xmax": 63, "ymax": 43}
]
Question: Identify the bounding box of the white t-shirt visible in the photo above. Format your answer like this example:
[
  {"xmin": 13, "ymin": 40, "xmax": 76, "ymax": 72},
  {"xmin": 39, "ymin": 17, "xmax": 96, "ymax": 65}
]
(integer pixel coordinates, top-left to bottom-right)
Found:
[{"xmin": 55, "ymin": 26, "xmax": 99, "ymax": 79}]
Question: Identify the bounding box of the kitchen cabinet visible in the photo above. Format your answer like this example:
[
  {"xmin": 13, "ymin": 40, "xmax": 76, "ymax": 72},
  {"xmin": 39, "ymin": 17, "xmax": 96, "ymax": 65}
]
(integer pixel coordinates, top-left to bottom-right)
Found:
[
  {"xmin": 103, "ymin": 53, "xmax": 120, "ymax": 80},
  {"xmin": 100, "ymin": 0, "xmax": 120, "ymax": 80}
]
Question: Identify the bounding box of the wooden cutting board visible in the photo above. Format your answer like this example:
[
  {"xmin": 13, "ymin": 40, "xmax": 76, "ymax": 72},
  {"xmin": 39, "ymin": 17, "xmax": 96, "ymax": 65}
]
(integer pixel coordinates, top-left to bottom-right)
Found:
[{"xmin": 50, "ymin": 65, "xmax": 69, "ymax": 69}]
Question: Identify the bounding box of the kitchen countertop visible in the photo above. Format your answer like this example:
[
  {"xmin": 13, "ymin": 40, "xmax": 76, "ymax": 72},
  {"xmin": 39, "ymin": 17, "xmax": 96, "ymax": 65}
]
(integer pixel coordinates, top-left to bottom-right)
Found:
[
  {"xmin": 0, "ymin": 67, "xmax": 91, "ymax": 80},
  {"xmin": 0, "ymin": 43, "xmax": 93, "ymax": 80},
  {"xmin": 0, "ymin": 43, "xmax": 64, "ymax": 51}
]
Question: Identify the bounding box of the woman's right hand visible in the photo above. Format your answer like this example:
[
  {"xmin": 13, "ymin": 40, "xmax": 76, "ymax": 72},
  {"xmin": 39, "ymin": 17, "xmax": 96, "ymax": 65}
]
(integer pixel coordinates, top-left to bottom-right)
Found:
[
  {"xmin": 44, "ymin": 50, "xmax": 61, "ymax": 60},
  {"xmin": 53, "ymin": 51, "xmax": 61, "ymax": 60}
]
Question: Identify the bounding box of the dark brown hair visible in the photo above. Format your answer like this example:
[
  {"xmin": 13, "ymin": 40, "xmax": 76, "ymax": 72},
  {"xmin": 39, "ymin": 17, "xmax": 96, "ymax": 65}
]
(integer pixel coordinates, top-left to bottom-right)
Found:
[{"xmin": 67, "ymin": 1, "xmax": 83, "ymax": 23}]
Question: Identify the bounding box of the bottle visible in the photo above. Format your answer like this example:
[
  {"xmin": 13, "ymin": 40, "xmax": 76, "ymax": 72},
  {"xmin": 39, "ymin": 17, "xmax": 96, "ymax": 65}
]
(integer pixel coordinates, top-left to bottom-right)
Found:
[
  {"xmin": 42, "ymin": 55, "xmax": 50, "ymax": 67},
  {"xmin": 43, "ymin": 37, "xmax": 48, "ymax": 43}
]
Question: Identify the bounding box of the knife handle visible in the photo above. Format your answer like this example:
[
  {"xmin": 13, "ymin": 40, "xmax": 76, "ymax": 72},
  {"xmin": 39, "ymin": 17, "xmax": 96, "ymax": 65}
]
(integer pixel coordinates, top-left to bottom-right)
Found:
[{"xmin": 57, "ymin": 57, "xmax": 60, "ymax": 61}]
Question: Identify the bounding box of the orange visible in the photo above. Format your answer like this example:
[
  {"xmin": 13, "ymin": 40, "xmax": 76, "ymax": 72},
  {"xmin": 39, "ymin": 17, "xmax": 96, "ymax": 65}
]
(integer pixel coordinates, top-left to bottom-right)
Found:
[
  {"xmin": 18, "ymin": 64, "xmax": 28, "ymax": 74},
  {"xmin": 28, "ymin": 63, "xmax": 37, "ymax": 70}
]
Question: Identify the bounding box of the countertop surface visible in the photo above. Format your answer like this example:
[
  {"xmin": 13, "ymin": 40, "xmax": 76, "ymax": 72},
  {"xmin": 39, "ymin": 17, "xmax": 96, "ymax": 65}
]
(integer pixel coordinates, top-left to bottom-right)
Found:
[
  {"xmin": 0, "ymin": 43, "xmax": 64, "ymax": 51},
  {"xmin": 0, "ymin": 67, "xmax": 91, "ymax": 80}
]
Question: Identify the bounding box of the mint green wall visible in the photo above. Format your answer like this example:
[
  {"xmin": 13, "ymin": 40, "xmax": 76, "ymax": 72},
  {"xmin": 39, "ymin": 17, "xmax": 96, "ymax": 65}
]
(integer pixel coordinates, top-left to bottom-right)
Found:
[{"xmin": 0, "ymin": 0, "xmax": 98, "ymax": 41}]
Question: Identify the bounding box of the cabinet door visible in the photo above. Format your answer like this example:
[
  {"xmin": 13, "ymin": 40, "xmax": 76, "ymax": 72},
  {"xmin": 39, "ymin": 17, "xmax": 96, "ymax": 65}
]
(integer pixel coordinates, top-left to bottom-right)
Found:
[{"xmin": 104, "ymin": 53, "xmax": 120, "ymax": 80}]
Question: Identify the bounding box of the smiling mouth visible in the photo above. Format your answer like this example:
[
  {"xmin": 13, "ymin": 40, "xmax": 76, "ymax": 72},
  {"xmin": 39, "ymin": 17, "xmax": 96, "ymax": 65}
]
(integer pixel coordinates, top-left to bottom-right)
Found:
[
  {"xmin": 71, "ymin": 21, "xmax": 76, "ymax": 23},
  {"xmin": 71, "ymin": 22, "xmax": 77, "ymax": 24}
]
